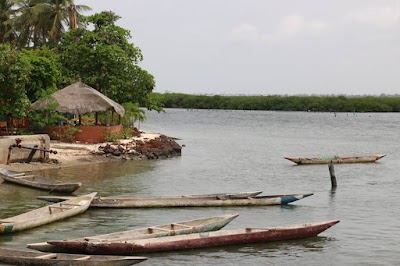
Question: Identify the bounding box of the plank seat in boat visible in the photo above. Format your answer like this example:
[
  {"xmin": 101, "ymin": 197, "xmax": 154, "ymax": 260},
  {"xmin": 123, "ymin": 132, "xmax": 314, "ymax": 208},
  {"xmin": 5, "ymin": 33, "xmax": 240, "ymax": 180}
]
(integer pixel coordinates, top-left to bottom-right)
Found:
[
  {"xmin": 35, "ymin": 253, "xmax": 57, "ymax": 259},
  {"xmin": 7, "ymin": 173, "xmax": 25, "ymax": 177},
  {"xmin": 171, "ymin": 223, "xmax": 194, "ymax": 229},
  {"xmin": 148, "ymin": 226, "xmax": 172, "ymax": 233},
  {"xmin": 12, "ymin": 175, "xmax": 35, "ymax": 179},
  {"xmin": 74, "ymin": 255, "xmax": 91, "ymax": 260}
]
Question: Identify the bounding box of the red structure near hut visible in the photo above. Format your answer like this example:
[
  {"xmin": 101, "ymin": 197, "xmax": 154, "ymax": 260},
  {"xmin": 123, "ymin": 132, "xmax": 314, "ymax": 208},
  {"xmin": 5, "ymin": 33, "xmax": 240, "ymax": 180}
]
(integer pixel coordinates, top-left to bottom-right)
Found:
[{"xmin": 32, "ymin": 81, "xmax": 125, "ymax": 143}]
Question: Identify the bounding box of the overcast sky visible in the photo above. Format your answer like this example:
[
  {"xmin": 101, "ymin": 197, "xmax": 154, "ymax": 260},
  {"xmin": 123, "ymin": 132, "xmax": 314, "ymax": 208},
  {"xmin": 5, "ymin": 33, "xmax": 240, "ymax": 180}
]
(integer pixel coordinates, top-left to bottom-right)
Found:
[{"xmin": 76, "ymin": 0, "xmax": 400, "ymax": 96}]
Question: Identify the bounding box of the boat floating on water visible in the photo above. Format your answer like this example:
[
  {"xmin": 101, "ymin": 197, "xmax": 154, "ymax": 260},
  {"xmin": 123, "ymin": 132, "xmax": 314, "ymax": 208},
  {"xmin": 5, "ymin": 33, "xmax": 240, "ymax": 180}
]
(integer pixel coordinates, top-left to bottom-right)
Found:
[
  {"xmin": 37, "ymin": 192, "xmax": 313, "ymax": 208},
  {"xmin": 284, "ymin": 155, "xmax": 386, "ymax": 165},
  {"xmin": 0, "ymin": 248, "xmax": 147, "ymax": 266},
  {"xmin": 27, "ymin": 213, "xmax": 239, "ymax": 253},
  {"xmin": 0, "ymin": 192, "xmax": 96, "ymax": 233},
  {"xmin": 47, "ymin": 220, "xmax": 340, "ymax": 255},
  {"xmin": 0, "ymin": 168, "xmax": 82, "ymax": 193}
]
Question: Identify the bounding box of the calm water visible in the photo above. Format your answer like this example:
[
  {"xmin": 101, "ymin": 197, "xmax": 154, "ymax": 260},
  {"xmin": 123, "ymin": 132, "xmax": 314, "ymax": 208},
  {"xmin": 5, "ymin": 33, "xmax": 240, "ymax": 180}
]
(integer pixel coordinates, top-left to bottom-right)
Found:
[{"xmin": 1, "ymin": 109, "xmax": 399, "ymax": 265}]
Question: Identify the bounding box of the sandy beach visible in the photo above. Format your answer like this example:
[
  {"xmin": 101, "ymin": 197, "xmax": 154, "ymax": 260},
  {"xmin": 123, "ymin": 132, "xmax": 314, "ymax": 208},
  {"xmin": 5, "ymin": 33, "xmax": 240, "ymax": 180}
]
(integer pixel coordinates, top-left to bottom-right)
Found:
[{"xmin": 0, "ymin": 132, "xmax": 162, "ymax": 172}]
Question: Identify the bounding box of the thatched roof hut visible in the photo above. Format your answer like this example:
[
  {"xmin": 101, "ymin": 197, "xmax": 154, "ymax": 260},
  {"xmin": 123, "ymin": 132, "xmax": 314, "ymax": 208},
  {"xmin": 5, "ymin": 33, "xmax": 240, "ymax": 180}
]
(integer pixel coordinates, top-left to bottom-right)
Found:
[{"xmin": 31, "ymin": 81, "xmax": 124, "ymax": 116}]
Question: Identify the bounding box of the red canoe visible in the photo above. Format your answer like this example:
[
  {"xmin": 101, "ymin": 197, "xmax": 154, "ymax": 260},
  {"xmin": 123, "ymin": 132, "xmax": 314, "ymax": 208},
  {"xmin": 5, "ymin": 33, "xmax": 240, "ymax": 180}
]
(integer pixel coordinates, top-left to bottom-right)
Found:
[{"xmin": 48, "ymin": 220, "xmax": 339, "ymax": 255}]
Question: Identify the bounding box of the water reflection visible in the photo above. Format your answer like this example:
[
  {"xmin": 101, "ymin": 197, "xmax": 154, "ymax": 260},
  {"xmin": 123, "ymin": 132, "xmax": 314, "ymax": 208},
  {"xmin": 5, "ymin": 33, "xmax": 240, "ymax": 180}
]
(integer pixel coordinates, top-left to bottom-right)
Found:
[
  {"xmin": 36, "ymin": 160, "xmax": 157, "ymax": 196},
  {"xmin": 330, "ymin": 187, "xmax": 337, "ymax": 202}
]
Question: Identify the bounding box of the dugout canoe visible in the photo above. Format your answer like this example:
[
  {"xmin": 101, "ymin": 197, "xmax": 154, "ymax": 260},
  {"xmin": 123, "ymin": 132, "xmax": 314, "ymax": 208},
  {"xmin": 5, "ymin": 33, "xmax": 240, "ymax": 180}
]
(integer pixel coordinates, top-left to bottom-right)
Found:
[
  {"xmin": 37, "ymin": 192, "xmax": 313, "ymax": 208},
  {"xmin": 284, "ymin": 154, "xmax": 386, "ymax": 165},
  {"xmin": 0, "ymin": 192, "xmax": 96, "ymax": 233},
  {"xmin": 36, "ymin": 191, "xmax": 262, "ymax": 203},
  {"xmin": 28, "ymin": 213, "xmax": 239, "ymax": 253},
  {"xmin": 0, "ymin": 248, "xmax": 147, "ymax": 266},
  {"xmin": 0, "ymin": 168, "xmax": 81, "ymax": 193},
  {"xmin": 48, "ymin": 220, "xmax": 339, "ymax": 255}
]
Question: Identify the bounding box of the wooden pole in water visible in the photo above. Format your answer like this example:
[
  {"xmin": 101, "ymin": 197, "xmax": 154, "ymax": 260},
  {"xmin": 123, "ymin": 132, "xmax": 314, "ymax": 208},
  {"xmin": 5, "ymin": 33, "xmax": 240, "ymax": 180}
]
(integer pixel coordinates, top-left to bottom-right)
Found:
[{"xmin": 329, "ymin": 164, "xmax": 337, "ymax": 187}]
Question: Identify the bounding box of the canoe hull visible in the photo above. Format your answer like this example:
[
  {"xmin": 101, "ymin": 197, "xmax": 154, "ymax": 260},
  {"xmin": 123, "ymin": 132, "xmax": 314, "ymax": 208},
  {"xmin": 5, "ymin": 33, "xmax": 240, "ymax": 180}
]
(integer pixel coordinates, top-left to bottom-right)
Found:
[
  {"xmin": 0, "ymin": 192, "xmax": 96, "ymax": 233},
  {"xmin": 285, "ymin": 155, "xmax": 386, "ymax": 165},
  {"xmin": 37, "ymin": 193, "xmax": 313, "ymax": 208},
  {"xmin": 32, "ymin": 214, "xmax": 239, "ymax": 253},
  {"xmin": 49, "ymin": 220, "xmax": 339, "ymax": 255},
  {"xmin": 0, "ymin": 248, "xmax": 147, "ymax": 266},
  {"xmin": 0, "ymin": 168, "xmax": 81, "ymax": 193},
  {"xmin": 86, "ymin": 193, "xmax": 313, "ymax": 207}
]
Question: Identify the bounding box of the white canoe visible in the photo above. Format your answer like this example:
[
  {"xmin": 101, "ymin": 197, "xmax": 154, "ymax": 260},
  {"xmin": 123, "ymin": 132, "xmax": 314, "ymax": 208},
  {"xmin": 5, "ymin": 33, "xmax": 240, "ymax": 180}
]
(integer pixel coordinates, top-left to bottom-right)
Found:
[{"xmin": 0, "ymin": 192, "xmax": 96, "ymax": 233}]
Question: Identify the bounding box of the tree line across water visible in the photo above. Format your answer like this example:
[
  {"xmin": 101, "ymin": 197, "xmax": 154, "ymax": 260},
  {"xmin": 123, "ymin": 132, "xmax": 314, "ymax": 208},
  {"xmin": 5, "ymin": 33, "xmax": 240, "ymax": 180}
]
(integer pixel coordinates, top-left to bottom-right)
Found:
[{"xmin": 154, "ymin": 93, "xmax": 400, "ymax": 112}]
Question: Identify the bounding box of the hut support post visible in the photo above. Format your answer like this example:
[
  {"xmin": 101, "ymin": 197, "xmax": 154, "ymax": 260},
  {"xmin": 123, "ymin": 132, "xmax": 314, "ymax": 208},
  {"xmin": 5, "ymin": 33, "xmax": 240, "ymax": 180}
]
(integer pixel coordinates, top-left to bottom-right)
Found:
[
  {"xmin": 329, "ymin": 164, "xmax": 337, "ymax": 188},
  {"xmin": 95, "ymin": 112, "xmax": 99, "ymax": 125},
  {"xmin": 106, "ymin": 111, "xmax": 110, "ymax": 126}
]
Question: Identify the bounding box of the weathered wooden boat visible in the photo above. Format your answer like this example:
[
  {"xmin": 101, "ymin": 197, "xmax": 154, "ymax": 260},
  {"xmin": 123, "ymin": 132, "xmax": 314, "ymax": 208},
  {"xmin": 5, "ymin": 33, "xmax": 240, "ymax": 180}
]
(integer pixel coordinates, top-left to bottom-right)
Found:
[
  {"xmin": 0, "ymin": 192, "xmax": 96, "ymax": 233},
  {"xmin": 37, "ymin": 192, "xmax": 313, "ymax": 208},
  {"xmin": 37, "ymin": 191, "xmax": 262, "ymax": 203},
  {"xmin": 27, "ymin": 213, "xmax": 239, "ymax": 253},
  {"xmin": 0, "ymin": 168, "xmax": 82, "ymax": 193},
  {"xmin": 48, "ymin": 220, "xmax": 340, "ymax": 255},
  {"xmin": 0, "ymin": 248, "xmax": 147, "ymax": 266},
  {"xmin": 284, "ymin": 154, "xmax": 386, "ymax": 165}
]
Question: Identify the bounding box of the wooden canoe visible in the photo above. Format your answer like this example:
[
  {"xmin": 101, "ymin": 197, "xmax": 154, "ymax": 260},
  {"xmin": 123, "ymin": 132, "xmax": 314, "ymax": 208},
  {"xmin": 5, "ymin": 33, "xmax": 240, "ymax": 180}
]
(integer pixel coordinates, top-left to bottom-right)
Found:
[
  {"xmin": 37, "ymin": 192, "xmax": 313, "ymax": 208},
  {"xmin": 48, "ymin": 220, "xmax": 340, "ymax": 255},
  {"xmin": 37, "ymin": 191, "xmax": 263, "ymax": 203},
  {"xmin": 284, "ymin": 154, "xmax": 386, "ymax": 165},
  {"xmin": 0, "ymin": 248, "xmax": 147, "ymax": 266},
  {"xmin": 28, "ymin": 213, "xmax": 239, "ymax": 253},
  {"xmin": 0, "ymin": 192, "xmax": 96, "ymax": 233},
  {"xmin": 0, "ymin": 168, "xmax": 82, "ymax": 193}
]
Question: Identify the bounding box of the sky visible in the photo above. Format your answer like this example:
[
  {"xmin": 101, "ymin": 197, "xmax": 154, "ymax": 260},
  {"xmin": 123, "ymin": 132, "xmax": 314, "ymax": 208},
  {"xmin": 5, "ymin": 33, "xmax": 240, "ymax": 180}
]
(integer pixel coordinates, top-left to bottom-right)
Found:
[{"xmin": 76, "ymin": 0, "xmax": 400, "ymax": 96}]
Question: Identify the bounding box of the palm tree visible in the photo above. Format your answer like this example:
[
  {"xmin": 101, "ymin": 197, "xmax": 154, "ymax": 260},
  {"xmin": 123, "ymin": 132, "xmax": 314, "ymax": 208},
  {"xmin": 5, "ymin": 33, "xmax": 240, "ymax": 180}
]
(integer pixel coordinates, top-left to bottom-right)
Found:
[
  {"xmin": 9, "ymin": 0, "xmax": 90, "ymax": 48},
  {"xmin": 122, "ymin": 102, "xmax": 146, "ymax": 129},
  {"xmin": 0, "ymin": 0, "xmax": 16, "ymax": 42},
  {"xmin": 10, "ymin": 0, "xmax": 43, "ymax": 48},
  {"xmin": 33, "ymin": 0, "xmax": 90, "ymax": 48}
]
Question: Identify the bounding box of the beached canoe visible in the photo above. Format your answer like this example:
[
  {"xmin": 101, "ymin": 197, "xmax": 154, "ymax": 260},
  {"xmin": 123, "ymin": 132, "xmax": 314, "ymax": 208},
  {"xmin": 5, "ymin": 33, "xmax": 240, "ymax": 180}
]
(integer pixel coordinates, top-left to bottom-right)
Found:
[
  {"xmin": 0, "ymin": 168, "xmax": 82, "ymax": 193},
  {"xmin": 48, "ymin": 220, "xmax": 339, "ymax": 255},
  {"xmin": 37, "ymin": 192, "xmax": 313, "ymax": 208},
  {"xmin": 284, "ymin": 155, "xmax": 386, "ymax": 165},
  {"xmin": 28, "ymin": 213, "xmax": 239, "ymax": 253},
  {"xmin": 0, "ymin": 192, "xmax": 96, "ymax": 233},
  {"xmin": 0, "ymin": 248, "xmax": 147, "ymax": 266}
]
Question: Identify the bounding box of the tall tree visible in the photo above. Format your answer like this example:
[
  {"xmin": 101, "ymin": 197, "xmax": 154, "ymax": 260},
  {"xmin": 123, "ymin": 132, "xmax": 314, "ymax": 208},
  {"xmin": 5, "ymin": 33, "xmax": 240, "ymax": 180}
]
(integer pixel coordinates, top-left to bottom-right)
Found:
[
  {"xmin": 22, "ymin": 46, "xmax": 62, "ymax": 102},
  {"xmin": 0, "ymin": 0, "xmax": 15, "ymax": 42},
  {"xmin": 59, "ymin": 11, "xmax": 157, "ymax": 108},
  {"xmin": 0, "ymin": 43, "xmax": 31, "ymax": 133},
  {"xmin": 11, "ymin": 0, "xmax": 41, "ymax": 48},
  {"xmin": 10, "ymin": 0, "xmax": 90, "ymax": 48},
  {"xmin": 33, "ymin": 0, "xmax": 90, "ymax": 47}
]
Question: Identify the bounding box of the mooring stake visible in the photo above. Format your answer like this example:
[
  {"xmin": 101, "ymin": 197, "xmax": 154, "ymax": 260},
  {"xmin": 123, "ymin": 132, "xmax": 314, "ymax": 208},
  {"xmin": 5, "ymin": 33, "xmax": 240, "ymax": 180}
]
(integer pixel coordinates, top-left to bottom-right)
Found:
[{"xmin": 329, "ymin": 163, "xmax": 337, "ymax": 188}]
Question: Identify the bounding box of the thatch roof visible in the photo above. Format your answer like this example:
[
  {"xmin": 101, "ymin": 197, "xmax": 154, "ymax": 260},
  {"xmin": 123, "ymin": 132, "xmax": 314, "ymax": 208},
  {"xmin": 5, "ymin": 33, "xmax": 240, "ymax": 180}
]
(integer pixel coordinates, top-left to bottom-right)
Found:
[{"xmin": 32, "ymin": 81, "xmax": 125, "ymax": 116}]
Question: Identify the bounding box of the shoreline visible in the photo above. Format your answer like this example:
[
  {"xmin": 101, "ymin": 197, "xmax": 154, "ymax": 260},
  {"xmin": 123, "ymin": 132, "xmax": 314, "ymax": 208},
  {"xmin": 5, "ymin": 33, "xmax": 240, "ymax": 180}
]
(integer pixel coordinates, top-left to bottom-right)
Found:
[{"xmin": 0, "ymin": 132, "xmax": 181, "ymax": 172}]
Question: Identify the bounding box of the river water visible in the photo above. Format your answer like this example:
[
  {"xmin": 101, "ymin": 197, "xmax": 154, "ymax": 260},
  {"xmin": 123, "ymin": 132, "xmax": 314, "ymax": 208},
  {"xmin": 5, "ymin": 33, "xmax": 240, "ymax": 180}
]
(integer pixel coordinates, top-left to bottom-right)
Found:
[{"xmin": 1, "ymin": 109, "xmax": 399, "ymax": 265}]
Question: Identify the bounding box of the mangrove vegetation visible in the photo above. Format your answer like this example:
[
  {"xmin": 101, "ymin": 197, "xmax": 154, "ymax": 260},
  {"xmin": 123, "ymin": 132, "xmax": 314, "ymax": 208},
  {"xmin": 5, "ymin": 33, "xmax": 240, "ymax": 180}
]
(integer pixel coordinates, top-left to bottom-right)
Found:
[{"xmin": 155, "ymin": 93, "xmax": 400, "ymax": 112}]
